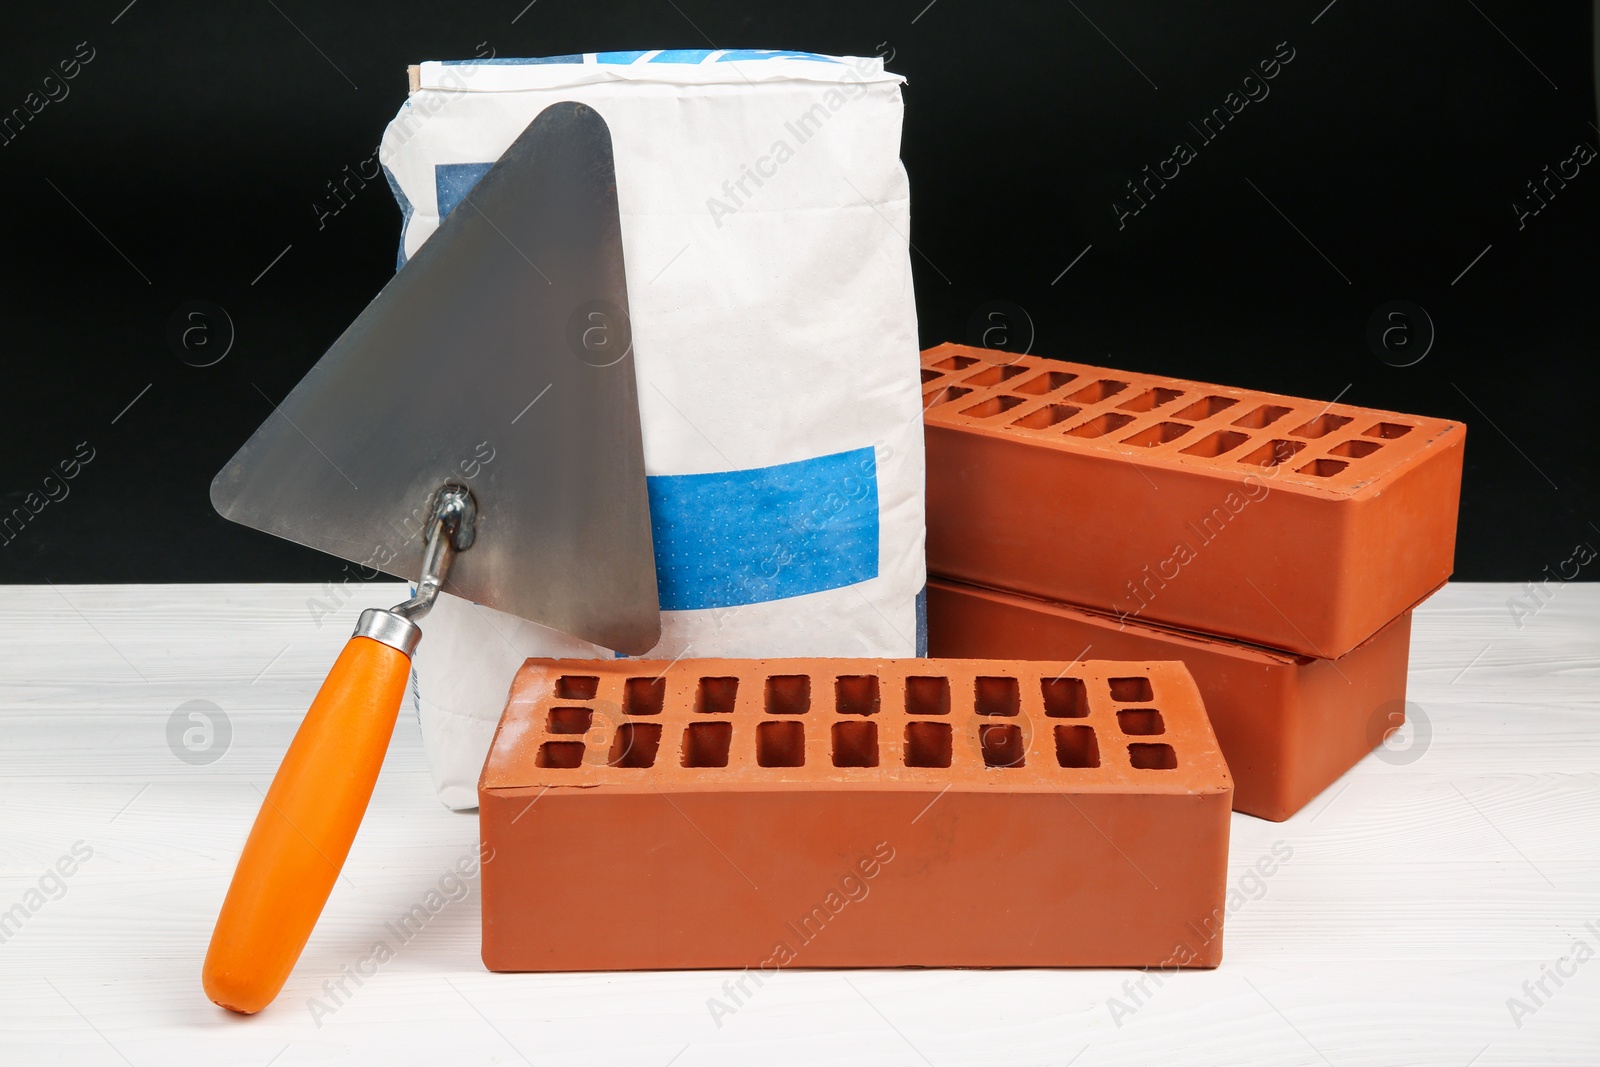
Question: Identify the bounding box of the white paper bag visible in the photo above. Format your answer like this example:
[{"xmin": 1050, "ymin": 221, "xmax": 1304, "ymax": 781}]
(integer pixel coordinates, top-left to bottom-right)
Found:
[{"xmin": 379, "ymin": 49, "xmax": 926, "ymax": 809}]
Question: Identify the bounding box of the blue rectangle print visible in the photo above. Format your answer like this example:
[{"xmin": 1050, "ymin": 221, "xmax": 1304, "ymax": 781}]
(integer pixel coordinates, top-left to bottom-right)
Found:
[
  {"xmin": 647, "ymin": 448, "xmax": 880, "ymax": 611},
  {"xmin": 435, "ymin": 162, "xmax": 494, "ymax": 222}
]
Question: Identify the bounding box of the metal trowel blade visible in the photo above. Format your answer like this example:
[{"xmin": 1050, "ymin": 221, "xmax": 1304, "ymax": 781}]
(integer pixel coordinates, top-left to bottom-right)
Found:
[{"xmin": 210, "ymin": 101, "xmax": 660, "ymax": 654}]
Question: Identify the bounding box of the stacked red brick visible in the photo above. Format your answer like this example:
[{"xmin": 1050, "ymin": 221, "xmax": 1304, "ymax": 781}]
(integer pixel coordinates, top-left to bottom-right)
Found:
[{"xmin": 921, "ymin": 343, "xmax": 1465, "ymax": 820}]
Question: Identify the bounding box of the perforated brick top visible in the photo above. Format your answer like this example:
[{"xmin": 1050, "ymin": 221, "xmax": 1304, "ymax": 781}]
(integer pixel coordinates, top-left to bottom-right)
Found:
[
  {"xmin": 481, "ymin": 657, "xmax": 1229, "ymax": 796},
  {"xmin": 922, "ymin": 343, "xmax": 1463, "ymax": 495}
]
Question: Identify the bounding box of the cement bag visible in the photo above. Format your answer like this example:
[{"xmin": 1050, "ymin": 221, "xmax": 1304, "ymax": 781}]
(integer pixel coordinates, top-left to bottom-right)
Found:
[{"xmin": 379, "ymin": 49, "xmax": 926, "ymax": 809}]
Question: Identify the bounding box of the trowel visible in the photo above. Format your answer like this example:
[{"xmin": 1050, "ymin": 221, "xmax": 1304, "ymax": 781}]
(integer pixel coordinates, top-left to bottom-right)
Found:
[{"xmin": 201, "ymin": 102, "xmax": 659, "ymax": 1013}]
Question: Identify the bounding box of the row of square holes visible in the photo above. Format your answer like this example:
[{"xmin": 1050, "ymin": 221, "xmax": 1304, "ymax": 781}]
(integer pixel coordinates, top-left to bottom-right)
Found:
[
  {"xmin": 534, "ymin": 673, "xmax": 1176, "ymax": 772},
  {"xmin": 924, "ymin": 358, "xmax": 1415, "ymax": 478},
  {"xmin": 548, "ymin": 672, "xmax": 1158, "ymax": 718},
  {"xmin": 535, "ymin": 719, "xmax": 1176, "ymax": 773}
]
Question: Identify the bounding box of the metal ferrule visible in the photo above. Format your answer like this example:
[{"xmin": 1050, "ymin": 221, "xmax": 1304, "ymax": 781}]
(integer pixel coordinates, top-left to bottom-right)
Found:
[{"xmin": 353, "ymin": 608, "xmax": 423, "ymax": 658}]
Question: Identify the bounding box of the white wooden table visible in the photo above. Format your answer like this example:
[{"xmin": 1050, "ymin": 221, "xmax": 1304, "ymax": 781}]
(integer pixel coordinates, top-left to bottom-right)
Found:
[{"xmin": 1, "ymin": 582, "xmax": 1594, "ymax": 1066}]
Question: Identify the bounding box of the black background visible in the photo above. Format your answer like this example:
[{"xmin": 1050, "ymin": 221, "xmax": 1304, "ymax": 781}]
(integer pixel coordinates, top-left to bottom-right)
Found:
[{"xmin": 1, "ymin": 1, "xmax": 1594, "ymax": 585}]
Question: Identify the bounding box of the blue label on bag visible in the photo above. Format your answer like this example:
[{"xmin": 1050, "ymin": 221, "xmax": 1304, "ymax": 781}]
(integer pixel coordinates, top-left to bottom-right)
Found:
[
  {"xmin": 434, "ymin": 162, "xmax": 495, "ymax": 225},
  {"xmin": 647, "ymin": 447, "xmax": 880, "ymax": 611}
]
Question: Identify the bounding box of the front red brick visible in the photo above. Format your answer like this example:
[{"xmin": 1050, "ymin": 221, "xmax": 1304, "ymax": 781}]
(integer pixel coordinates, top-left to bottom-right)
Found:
[{"xmin": 480, "ymin": 656, "xmax": 1233, "ymax": 970}]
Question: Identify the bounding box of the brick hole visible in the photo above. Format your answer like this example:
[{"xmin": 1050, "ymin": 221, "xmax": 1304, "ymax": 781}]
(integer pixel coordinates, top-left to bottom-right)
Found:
[
  {"xmin": 555, "ymin": 675, "xmax": 598, "ymax": 700},
  {"xmin": 547, "ymin": 707, "xmax": 592, "ymax": 734},
  {"xmin": 1121, "ymin": 421, "xmax": 1193, "ymax": 448},
  {"xmin": 964, "ymin": 364, "xmax": 1028, "ymax": 387},
  {"xmin": 920, "ymin": 368, "xmax": 942, "ymax": 384},
  {"xmin": 979, "ymin": 723, "xmax": 1026, "ymax": 768},
  {"xmin": 1173, "ymin": 395, "xmax": 1239, "ymax": 420},
  {"xmin": 1242, "ymin": 439, "xmax": 1306, "ymax": 468},
  {"xmin": 1232, "ymin": 404, "xmax": 1292, "ymax": 429},
  {"xmin": 1041, "ymin": 677, "xmax": 1089, "ymax": 717},
  {"xmin": 1011, "ymin": 403, "xmax": 1080, "ymax": 429},
  {"xmin": 695, "ymin": 676, "xmax": 739, "ymax": 714},
  {"xmin": 1066, "ymin": 379, "xmax": 1129, "ymax": 404},
  {"xmin": 1328, "ymin": 439, "xmax": 1383, "ymax": 459},
  {"xmin": 623, "ymin": 676, "xmax": 665, "ymax": 715},
  {"xmin": 1054, "ymin": 725, "xmax": 1100, "ymax": 768},
  {"xmin": 756, "ymin": 720, "xmax": 805, "ymax": 767},
  {"xmin": 535, "ymin": 741, "xmax": 585, "ymax": 769},
  {"xmin": 904, "ymin": 676, "xmax": 951, "ymax": 715},
  {"xmin": 832, "ymin": 720, "xmax": 879, "ymax": 767},
  {"xmin": 765, "ymin": 674, "xmax": 811, "ymax": 715},
  {"xmin": 1118, "ymin": 387, "xmax": 1185, "ymax": 412},
  {"xmin": 1065, "ymin": 412, "xmax": 1137, "ymax": 439},
  {"xmin": 607, "ymin": 723, "xmax": 662, "ymax": 768},
  {"xmin": 835, "ymin": 676, "xmax": 880, "ymax": 716},
  {"xmin": 974, "ymin": 676, "xmax": 1020, "ymax": 716},
  {"xmin": 1291, "ymin": 413, "xmax": 1353, "ymax": 439},
  {"xmin": 1108, "ymin": 676, "xmax": 1153, "ymax": 702},
  {"xmin": 1117, "ymin": 709, "xmax": 1166, "ymax": 736},
  {"xmin": 1016, "ymin": 370, "xmax": 1078, "ymax": 395},
  {"xmin": 1365, "ymin": 421, "xmax": 1414, "ymax": 439},
  {"xmin": 1299, "ymin": 458, "xmax": 1348, "ymax": 478},
  {"xmin": 904, "ymin": 721, "xmax": 952, "ymax": 768},
  {"xmin": 1181, "ymin": 430, "xmax": 1250, "ymax": 458},
  {"xmin": 923, "ymin": 385, "xmax": 971, "ymax": 409},
  {"xmin": 959, "ymin": 395, "xmax": 1027, "ymax": 419},
  {"xmin": 681, "ymin": 722, "xmax": 732, "ymax": 768},
  {"xmin": 1129, "ymin": 742, "xmax": 1178, "ymax": 770},
  {"xmin": 931, "ymin": 355, "xmax": 979, "ymax": 372}
]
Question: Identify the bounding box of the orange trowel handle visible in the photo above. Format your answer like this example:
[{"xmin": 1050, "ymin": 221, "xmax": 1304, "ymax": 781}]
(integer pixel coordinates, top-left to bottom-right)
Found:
[{"xmin": 202, "ymin": 634, "xmax": 411, "ymax": 1014}]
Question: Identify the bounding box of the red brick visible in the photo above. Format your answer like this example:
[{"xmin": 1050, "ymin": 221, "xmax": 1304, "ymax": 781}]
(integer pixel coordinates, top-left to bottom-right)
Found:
[
  {"xmin": 923, "ymin": 343, "xmax": 1464, "ymax": 658},
  {"xmin": 927, "ymin": 578, "xmax": 1413, "ymax": 821},
  {"xmin": 480, "ymin": 656, "xmax": 1233, "ymax": 970}
]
